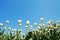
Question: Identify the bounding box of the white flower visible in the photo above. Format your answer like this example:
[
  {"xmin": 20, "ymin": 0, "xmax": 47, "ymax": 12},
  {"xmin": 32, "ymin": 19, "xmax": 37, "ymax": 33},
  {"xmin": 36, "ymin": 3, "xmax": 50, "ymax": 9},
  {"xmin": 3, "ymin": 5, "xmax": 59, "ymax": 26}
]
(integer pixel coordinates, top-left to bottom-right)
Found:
[
  {"xmin": 38, "ymin": 27, "xmax": 40, "ymax": 30},
  {"xmin": 30, "ymin": 25, "xmax": 33, "ymax": 29},
  {"xmin": 0, "ymin": 23, "xmax": 3, "ymax": 26},
  {"xmin": 8, "ymin": 27, "xmax": 11, "ymax": 30},
  {"xmin": 40, "ymin": 24, "xmax": 45, "ymax": 27},
  {"xmin": 43, "ymin": 24, "xmax": 45, "ymax": 27},
  {"xmin": 6, "ymin": 20, "xmax": 9, "ymax": 24},
  {"xmin": 47, "ymin": 21, "xmax": 51, "ymax": 25},
  {"xmin": 12, "ymin": 29, "xmax": 16, "ymax": 32},
  {"xmin": 34, "ymin": 23, "xmax": 37, "ymax": 26},
  {"xmin": 25, "ymin": 25, "xmax": 28, "ymax": 28},
  {"xmin": 18, "ymin": 20, "xmax": 21, "ymax": 23},
  {"xmin": 26, "ymin": 20, "xmax": 30, "ymax": 25},
  {"xmin": 18, "ymin": 23, "xmax": 22, "ymax": 26},
  {"xmin": 50, "ymin": 20, "xmax": 53, "ymax": 23},
  {"xmin": 14, "ymin": 29, "xmax": 16, "ymax": 31},
  {"xmin": 40, "ymin": 18, "xmax": 44, "ymax": 21}
]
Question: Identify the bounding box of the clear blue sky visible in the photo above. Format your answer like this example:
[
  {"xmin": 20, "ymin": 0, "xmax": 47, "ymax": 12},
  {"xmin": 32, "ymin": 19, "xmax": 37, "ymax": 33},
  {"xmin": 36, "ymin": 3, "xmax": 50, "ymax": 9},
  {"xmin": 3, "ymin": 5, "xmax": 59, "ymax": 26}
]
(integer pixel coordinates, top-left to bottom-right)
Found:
[{"xmin": 0, "ymin": 0, "xmax": 60, "ymax": 34}]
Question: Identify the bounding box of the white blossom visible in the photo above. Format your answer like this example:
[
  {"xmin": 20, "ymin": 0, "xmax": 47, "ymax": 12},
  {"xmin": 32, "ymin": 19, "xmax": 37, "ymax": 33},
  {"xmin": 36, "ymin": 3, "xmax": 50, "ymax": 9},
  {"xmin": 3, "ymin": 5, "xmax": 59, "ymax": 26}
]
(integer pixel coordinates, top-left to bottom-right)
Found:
[
  {"xmin": 18, "ymin": 20, "xmax": 21, "ymax": 23},
  {"xmin": 47, "ymin": 21, "xmax": 51, "ymax": 25},
  {"xmin": 38, "ymin": 27, "xmax": 40, "ymax": 30},
  {"xmin": 0, "ymin": 23, "xmax": 3, "ymax": 26},
  {"xmin": 19, "ymin": 23, "xmax": 22, "ymax": 26},
  {"xmin": 34, "ymin": 23, "xmax": 37, "ymax": 26},
  {"xmin": 8, "ymin": 27, "xmax": 11, "ymax": 30},
  {"xmin": 6, "ymin": 20, "xmax": 9, "ymax": 24},
  {"xmin": 26, "ymin": 20, "xmax": 30, "ymax": 25},
  {"xmin": 25, "ymin": 25, "xmax": 28, "ymax": 28},
  {"xmin": 50, "ymin": 20, "xmax": 53, "ymax": 23},
  {"xmin": 40, "ymin": 24, "xmax": 45, "ymax": 27},
  {"xmin": 40, "ymin": 18, "xmax": 44, "ymax": 21},
  {"xmin": 30, "ymin": 25, "xmax": 33, "ymax": 29}
]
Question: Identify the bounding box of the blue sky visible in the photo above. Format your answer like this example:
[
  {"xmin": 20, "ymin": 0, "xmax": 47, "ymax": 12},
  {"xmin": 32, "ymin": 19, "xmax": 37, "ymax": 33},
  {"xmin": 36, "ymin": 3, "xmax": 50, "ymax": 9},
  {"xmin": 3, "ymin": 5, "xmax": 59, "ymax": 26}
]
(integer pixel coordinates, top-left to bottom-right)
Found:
[{"xmin": 0, "ymin": 0, "xmax": 60, "ymax": 34}]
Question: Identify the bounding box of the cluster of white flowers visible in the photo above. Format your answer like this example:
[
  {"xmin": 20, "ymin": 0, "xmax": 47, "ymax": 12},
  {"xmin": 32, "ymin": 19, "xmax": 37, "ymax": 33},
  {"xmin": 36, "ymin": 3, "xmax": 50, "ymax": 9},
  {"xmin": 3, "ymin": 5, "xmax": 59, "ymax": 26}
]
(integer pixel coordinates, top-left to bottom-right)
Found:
[{"xmin": 0, "ymin": 18, "xmax": 60, "ymax": 35}]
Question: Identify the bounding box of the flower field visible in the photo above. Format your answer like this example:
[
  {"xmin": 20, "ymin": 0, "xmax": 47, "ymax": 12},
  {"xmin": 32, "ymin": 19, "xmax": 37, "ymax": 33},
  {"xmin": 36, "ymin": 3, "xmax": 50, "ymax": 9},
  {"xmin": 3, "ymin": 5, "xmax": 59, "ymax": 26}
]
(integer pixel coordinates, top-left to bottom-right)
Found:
[{"xmin": 0, "ymin": 18, "xmax": 60, "ymax": 40}]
